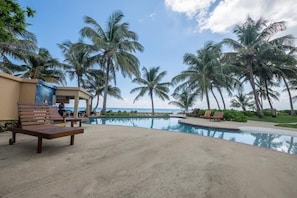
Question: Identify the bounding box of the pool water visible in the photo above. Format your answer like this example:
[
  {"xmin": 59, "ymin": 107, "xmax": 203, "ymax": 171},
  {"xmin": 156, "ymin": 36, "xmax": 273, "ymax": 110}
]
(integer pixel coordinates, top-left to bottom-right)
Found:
[{"xmin": 89, "ymin": 117, "xmax": 297, "ymax": 155}]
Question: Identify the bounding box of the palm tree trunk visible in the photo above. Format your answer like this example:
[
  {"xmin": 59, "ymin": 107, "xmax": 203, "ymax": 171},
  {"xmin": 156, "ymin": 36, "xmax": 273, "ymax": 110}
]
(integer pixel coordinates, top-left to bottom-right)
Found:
[
  {"xmin": 102, "ymin": 59, "xmax": 111, "ymax": 114},
  {"xmin": 248, "ymin": 62, "xmax": 264, "ymax": 118},
  {"xmin": 150, "ymin": 91, "xmax": 155, "ymax": 115},
  {"xmin": 210, "ymin": 88, "xmax": 221, "ymax": 110},
  {"xmin": 218, "ymin": 88, "xmax": 226, "ymax": 110},
  {"xmin": 77, "ymin": 75, "xmax": 81, "ymax": 87},
  {"xmin": 217, "ymin": 87, "xmax": 226, "ymax": 110},
  {"xmin": 242, "ymin": 105, "xmax": 246, "ymax": 111},
  {"xmin": 93, "ymin": 94, "xmax": 100, "ymax": 112},
  {"xmin": 264, "ymin": 79, "xmax": 276, "ymax": 117},
  {"xmin": 283, "ymin": 77, "xmax": 296, "ymax": 116},
  {"xmin": 205, "ymin": 89, "xmax": 210, "ymax": 110}
]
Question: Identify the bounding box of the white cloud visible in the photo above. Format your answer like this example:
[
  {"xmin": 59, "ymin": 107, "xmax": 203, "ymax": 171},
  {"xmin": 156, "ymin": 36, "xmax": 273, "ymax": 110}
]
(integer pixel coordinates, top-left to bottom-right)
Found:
[
  {"xmin": 165, "ymin": 0, "xmax": 215, "ymax": 17},
  {"xmin": 165, "ymin": 0, "xmax": 297, "ymax": 35}
]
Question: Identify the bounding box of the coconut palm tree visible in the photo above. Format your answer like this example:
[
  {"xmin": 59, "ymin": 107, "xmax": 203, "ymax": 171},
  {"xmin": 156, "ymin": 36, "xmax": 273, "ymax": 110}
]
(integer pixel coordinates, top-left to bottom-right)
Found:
[
  {"xmin": 20, "ymin": 48, "xmax": 66, "ymax": 84},
  {"xmin": 84, "ymin": 69, "xmax": 123, "ymax": 112},
  {"xmin": 58, "ymin": 41, "xmax": 96, "ymax": 87},
  {"xmin": 172, "ymin": 41, "xmax": 223, "ymax": 109},
  {"xmin": 223, "ymin": 17, "xmax": 293, "ymax": 118},
  {"xmin": 0, "ymin": 28, "xmax": 37, "ymax": 74},
  {"xmin": 80, "ymin": 11, "xmax": 144, "ymax": 113},
  {"xmin": 230, "ymin": 92, "xmax": 254, "ymax": 111},
  {"xmin": 130, "ymin": 66, "xmax": 171, "ymax": 115},
  {"xmin": 169, "ymin": 89, "xmax": 197, "ymax": 113}
]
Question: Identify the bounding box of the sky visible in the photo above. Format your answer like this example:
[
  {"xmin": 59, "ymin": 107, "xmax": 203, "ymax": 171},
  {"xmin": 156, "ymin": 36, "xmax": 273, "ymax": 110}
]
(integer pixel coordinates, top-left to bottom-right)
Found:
[{"xmin": 17, "ymin": 0, "xmax": 297, "ymax": 110}]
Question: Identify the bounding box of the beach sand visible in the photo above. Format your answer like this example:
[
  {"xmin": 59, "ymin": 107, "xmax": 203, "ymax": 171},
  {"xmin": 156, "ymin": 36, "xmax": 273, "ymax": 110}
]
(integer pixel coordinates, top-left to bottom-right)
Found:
[{"xmin": 0, "ymin": 123, "xmax": 297, "ymax": 198}]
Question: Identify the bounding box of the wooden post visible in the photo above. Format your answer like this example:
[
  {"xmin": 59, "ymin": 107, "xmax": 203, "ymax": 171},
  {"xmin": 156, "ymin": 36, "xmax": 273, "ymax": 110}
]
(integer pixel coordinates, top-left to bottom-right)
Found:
[
  {"xmin": 70, "ymin": 135, "xmax": 74, "ymax": 145},
  {"xmin": 37, "ymin": 137, "xmax": 43, "ymax": 153}
]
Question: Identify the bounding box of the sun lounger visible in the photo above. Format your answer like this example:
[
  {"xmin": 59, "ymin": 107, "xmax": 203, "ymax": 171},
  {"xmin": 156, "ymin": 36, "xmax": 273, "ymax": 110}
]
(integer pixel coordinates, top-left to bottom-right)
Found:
[
  {"xmin": 8, "ymin": 103, "xmax": 84, "ymax": 153},
  {"xmin": 200, "ymin": 110, "xmax": 212, "ymax": 119},
  {"xmin": 49, "ymin": 106, "xmax": 82, "ymax": 127},
  {"xmin": 209, "ymin": 111, "xmax": 224, "ymax": 121}
]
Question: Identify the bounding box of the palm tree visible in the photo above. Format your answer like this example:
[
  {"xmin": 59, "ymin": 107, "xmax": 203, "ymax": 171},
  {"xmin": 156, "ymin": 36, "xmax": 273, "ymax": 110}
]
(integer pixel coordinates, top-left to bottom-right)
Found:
[
  {"xmin": 84, "ymin": 69, "xmax": 123, "ymax": 112},
  {"xmin": 0, "ymin": 29, "xmax": 37, "ymax": 74},
  {"xmin": 58, "ymin": 41, "xmax": 96, "ymax": 87},
  {"xmin": 130, "ymin": 66, "xmax": 171, "ymax": 115},
  {"xmin": 223, "ymin": 17, "xmax": 292, "ymax": 118},
  {"xmin": 172, "ymin": 41, "xmax": 223, "ymax": 109},
  {"xmin": 20, "ymin": 48, "xmax": 66, "ymax": 84},
  {"xmin": 169, "ymin": 89, "xmax": 197, "ymax": 113},
  {"xmin": 230, "ymin": 92, "xmax": 253, "ymax": 111},
  {"xmin": 80, "ymin": 11, "xmax": 144, "ymax": 113}
]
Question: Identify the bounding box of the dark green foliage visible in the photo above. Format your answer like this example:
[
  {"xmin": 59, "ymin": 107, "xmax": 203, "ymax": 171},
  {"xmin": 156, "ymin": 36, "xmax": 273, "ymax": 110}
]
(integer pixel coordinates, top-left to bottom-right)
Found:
[
  {"xmin": 242, "ymin": 111, "xmax": 256, "ymax": 117},
  {"xmin": 0, "ymin": 120, "xmax": 17, "ymax": 132},
  {"xmin": 262, "ymin": 109, "xmax": 272, "ymax": 117},
  {"xmin": 223, "ymin": 110, "xmax": 247, "ymax": 122},
  {"xmin": 0, "ymin": 0, "xmax": 35, "ymax": 41}
]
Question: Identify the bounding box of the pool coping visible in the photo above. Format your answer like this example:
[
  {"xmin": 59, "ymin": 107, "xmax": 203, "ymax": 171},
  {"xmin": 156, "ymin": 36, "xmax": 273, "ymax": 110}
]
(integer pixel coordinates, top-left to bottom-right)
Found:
[{"xmin": 179, "ymin": 117, "xmax": 297, "ymax": 137}]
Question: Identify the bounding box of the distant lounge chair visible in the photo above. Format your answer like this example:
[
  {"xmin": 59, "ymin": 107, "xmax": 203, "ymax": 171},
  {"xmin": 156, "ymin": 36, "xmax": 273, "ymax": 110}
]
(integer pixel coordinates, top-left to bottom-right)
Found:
[
  {"xmin": 8, "ymin": 103, "xmax": 84, "ymax": 153},
  {"xmin": 200, "ymin": 110, "xmax": 212, "ymax": 119},
  {"xmin": 49, "ymin": 106, "xmax": 82, "ymax": 127},
  {"xmin": 186, "ymin": 108, "xmax": 200, "ymax": 117},
  {"xmin": 210, "ymin": 111, "xmax": 224, "ymax": 121}
]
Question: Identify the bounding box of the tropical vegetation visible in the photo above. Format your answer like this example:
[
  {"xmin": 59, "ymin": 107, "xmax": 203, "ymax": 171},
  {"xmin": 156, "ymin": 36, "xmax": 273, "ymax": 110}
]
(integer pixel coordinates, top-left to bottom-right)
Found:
[
  {"xmin": 1, "ymin": 1, "xmax": 297, "ymax": 120},
  {"xmin": 130, "ymin": 66, "xmax": 171, "ymax": 115}
]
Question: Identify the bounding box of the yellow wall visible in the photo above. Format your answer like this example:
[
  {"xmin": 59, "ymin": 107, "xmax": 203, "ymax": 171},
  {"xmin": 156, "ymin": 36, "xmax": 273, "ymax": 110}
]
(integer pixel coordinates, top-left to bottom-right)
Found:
[
  {"xmin": 0, "ymin": 73, "xmax": 21, "ymax": 120},
  {"xmin": 0, "ymin": 72, "xmax": 92, "ymax": 121},
  {"xmin": 19, "ymin": 79, "xmax": 37, "ymax": 103},
  {"xmin": 0, "ymin": 73, "xmax": 38, "ymax": 121}
]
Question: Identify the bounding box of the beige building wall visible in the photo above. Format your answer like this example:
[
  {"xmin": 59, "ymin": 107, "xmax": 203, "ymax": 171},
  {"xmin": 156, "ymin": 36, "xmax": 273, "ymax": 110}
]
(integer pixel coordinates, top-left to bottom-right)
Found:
[
  {"xmin": 19, "ymin": 79, "xmax": 38, "ymax": 103},
  {"xmin": 0, "ymin": 72, "xmax": 92, "ymax": 121},
  {"xmin": 0, "ymin": 73, "xmax": 21, "ymax": 120}
]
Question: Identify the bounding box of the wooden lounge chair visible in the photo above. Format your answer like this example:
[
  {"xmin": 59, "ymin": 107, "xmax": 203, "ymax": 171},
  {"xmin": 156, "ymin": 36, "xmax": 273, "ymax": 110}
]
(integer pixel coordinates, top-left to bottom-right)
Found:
[
  {"xmin": 209, "ymin": 111, "xmax": 224, "ymax": 121},
  {"xmin": 200, "ymin": 110, "xmax": 212, "ymax": 119},
  {"xmin": 8, "ymin": 103, "xmax": 84, "ymax": 153},
  {"xmin": 49, "ymin": 106, "xmax": 82, "ymax": 127}
]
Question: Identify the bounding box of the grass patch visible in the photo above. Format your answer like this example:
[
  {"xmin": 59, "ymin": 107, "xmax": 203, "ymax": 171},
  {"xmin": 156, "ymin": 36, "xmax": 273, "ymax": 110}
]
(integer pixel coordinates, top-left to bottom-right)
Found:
[
  {"xmin": 247, "ymin": 114, "xmax": 297, "ymax": 123},
  {"xmin": 275, "ymin": 123, "xmax": 297, "ymax": 128}
]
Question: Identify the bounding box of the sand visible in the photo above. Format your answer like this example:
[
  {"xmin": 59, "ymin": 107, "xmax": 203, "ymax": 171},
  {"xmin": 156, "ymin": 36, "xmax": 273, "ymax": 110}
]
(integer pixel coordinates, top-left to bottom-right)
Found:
[{"xmin": 0, "ymin": 124, "xmax": 297, "ymax": 198}]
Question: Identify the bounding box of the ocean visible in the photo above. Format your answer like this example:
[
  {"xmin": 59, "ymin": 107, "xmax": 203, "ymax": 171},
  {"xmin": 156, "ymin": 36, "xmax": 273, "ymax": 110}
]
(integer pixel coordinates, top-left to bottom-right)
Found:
[{"xmin": 64, "ymin": 107, "xmax": 181, "ymax": 114}]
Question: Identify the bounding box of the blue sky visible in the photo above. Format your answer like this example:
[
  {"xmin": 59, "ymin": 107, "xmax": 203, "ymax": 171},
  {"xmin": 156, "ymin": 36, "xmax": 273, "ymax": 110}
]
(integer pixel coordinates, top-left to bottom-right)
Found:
[{"xmin": 18, "ymin": 0, "xmax": 297, "ymax": 110}]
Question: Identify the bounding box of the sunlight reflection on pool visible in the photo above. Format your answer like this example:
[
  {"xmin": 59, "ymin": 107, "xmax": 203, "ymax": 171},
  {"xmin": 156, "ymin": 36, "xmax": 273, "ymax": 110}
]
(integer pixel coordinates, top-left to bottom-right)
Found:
[{"xmin": 89, "ymin": 117, "xmax": 297, "ymax": 155}]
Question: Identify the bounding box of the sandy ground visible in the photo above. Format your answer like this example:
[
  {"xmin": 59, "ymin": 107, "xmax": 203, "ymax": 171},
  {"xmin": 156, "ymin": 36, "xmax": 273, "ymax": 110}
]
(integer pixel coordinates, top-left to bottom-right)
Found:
[{"xmin": 1, "ymin": 123, "xmax": 297, "ymax": 198}]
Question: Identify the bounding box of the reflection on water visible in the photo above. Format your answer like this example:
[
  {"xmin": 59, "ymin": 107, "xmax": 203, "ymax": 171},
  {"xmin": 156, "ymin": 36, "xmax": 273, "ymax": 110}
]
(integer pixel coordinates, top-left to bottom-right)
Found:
[{"xmin": 89, "ymin": 117, "xmax": 297, "ymax": 155}]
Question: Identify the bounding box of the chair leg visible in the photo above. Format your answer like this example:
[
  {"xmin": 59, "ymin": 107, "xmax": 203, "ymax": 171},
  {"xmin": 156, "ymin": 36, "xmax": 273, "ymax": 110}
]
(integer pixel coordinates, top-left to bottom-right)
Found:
[
  {"xmin": 37, "ymin": 137, "xmax": 43, "ymax": 153},
  {"xmin": 9, "ymin": 132, "xmax": 16, "ymax": 145},
  {"xmin": 70, "ymin": 135, "xmax": 74, "ymax": 145}
]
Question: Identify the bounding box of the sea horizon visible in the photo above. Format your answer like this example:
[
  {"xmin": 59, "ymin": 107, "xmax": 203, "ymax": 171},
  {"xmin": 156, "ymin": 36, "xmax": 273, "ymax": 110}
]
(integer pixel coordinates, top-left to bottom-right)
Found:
[{"xmin": 64, "ymin": 106, "xmax": 181, "ymax": 113}]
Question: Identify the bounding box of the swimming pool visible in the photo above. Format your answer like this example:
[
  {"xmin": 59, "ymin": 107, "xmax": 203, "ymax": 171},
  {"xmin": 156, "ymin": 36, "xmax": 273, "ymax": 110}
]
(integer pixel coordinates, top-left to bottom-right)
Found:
[{"xmin": 89, "ymin": 117, "xmax": 297, "ymax": 155}]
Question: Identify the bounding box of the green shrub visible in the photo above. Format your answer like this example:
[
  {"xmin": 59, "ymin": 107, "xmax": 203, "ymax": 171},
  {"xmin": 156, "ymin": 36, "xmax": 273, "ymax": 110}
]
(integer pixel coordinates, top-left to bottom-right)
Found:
[
  {"xmin": 262, "ymin": 110, "xmax": 272, "ymax": 116},
  {"xmin": 242, "ymin": 110, "xmax": 256, "ymax": 117},
  {"xmin": 223, "ymin": 110, "xmax": 247, "ymax": 122}
]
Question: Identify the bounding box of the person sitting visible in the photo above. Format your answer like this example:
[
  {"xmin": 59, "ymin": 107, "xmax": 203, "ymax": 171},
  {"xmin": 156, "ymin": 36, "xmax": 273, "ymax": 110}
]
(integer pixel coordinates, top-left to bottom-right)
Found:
[{"xmin": 58, "ymin": 103, "xmax": 65, "ymax": 116}]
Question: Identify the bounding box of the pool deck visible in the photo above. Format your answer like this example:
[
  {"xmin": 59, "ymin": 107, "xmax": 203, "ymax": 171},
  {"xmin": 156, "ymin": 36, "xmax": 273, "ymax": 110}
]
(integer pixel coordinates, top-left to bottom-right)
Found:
[
  {"xmin": 1, "ymin": 117, "xmax": 297, "ymax": 197},
  {"xmin": 178, "ymin": 116, "xmax": 297, "ymax": 137}
]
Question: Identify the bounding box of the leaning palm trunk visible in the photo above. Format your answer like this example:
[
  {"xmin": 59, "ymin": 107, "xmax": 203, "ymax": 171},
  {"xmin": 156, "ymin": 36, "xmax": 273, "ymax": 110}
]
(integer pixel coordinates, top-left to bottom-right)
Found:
[
  {"xmin": 210, "ymin": 88, "xmax": 221, "ymax": 110},
  {"xmin": 217, "ymin": 87, "xmax": 226, "ymax": 110},
  {"xmin": 283, "ymin": 77, "xmax": 296, "ymax": 116},
  {"xmin": 248, "ymin": 62, "xmax": 264, "ymax": 118},
  {"xmin": 93, "ymin": 94, "xmax": 100, "ymax": 112},
  {"xmin": 264, "ymin": 79, "xmax": 276, "ymax": 117}
]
